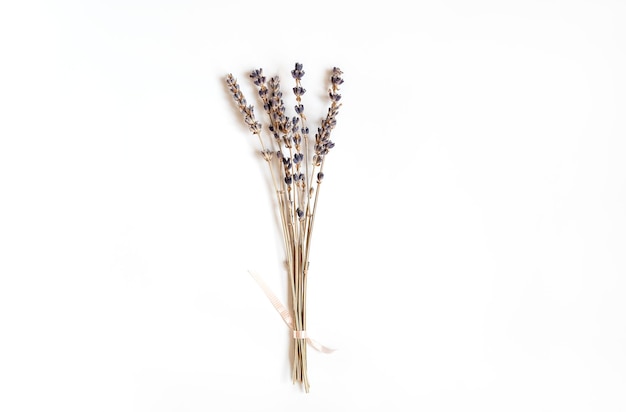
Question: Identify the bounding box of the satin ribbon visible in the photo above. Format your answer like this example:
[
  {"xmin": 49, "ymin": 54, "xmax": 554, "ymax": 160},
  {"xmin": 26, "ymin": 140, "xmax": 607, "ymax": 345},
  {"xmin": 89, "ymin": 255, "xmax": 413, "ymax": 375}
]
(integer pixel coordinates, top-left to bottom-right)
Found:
[{"xmin": 248, "ymin": 270, "xmax": 336, "ymax": 354}]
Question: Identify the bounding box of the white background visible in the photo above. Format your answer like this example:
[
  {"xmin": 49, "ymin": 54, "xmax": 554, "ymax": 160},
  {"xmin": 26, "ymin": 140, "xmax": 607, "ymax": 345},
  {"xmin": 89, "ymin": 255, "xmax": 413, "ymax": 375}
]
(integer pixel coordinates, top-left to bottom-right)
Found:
[{"xmin": 1, "ymin": 0, "xmax": 625, "ymax": 411}]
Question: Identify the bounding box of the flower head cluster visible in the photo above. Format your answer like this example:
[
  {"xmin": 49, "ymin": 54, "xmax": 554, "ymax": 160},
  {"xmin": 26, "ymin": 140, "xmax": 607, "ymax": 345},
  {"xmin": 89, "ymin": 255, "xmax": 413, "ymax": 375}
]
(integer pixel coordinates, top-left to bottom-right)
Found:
[
  {"xmin": 313, "ymin": 67, "xmax": 343, "ymax": 165},
  {"xmin": 227, "ymin": 63, "xmax": 343, "ymax": 207},
  {"xmin": 229, "ymin": 63, "xmax": 343, "ymax": 176},
  {"xmin": 250, "ymin": 68, "xmax": 266, "ymax": 86},
  {"xmin": 226, "ymin": 74, "xmax": 261, "ymax": 134}
]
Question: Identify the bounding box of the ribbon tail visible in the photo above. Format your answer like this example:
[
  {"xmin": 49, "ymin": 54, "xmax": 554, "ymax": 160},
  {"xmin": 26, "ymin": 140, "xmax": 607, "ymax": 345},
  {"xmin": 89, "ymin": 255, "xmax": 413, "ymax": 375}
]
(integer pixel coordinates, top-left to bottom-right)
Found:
[
  {"xmin": 306, "ymin": 338, "xmax": 336, "ymax": 354},
  {"xmin": 248, "ymin": 270, "xmax": 294, "ymax": 329}
]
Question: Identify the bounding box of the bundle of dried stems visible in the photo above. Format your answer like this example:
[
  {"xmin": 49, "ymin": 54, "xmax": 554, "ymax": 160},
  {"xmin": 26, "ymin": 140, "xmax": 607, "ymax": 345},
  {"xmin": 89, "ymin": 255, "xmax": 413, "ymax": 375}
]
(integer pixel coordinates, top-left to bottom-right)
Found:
[{"xmin": 226, "ymin": 63, "xmax": 343, "ymax": 392}]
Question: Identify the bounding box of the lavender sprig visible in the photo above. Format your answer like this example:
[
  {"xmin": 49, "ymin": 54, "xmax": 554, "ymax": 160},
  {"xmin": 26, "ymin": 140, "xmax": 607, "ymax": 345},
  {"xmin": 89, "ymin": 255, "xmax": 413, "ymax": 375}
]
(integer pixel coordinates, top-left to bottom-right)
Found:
[{"xmin": 304, "ymin": 67, "xmax": 343, "ymax": 278}]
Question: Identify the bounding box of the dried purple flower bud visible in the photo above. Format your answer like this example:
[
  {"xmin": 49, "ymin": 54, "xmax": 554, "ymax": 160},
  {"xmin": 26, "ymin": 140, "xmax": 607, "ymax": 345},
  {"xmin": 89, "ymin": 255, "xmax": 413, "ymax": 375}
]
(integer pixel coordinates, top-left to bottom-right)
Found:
[
  {"xmin": 297, "ymin": 208, "xmax": 304, "ymax": 219},
  {"xmin": 293, "ymin": 86, "xmax": 306, "ymax": 96},
  {"xmin": 284, "ymin": 176, "xmax": 293, "ymax": 185},
  {"xmin": 291, "ymin": 63, "xmax": 305, "ymax": 80},
  {"xmin": 295, "ymin": 104, "xmax": 304, "ymax": 114},
  {"xmin": 317, "ymin": 172, "xmax": 324, "ymax": 182},
  {"xmin": 283, "ymin": 135, "xmax": 292, "ymax": 149},
  {"xmin": 261, "ymin": 149, "xmax": 273, "ymax": 161},
  {"xmin": 329, "ymin": 92, "xmax": 342, "ymax": 102}
]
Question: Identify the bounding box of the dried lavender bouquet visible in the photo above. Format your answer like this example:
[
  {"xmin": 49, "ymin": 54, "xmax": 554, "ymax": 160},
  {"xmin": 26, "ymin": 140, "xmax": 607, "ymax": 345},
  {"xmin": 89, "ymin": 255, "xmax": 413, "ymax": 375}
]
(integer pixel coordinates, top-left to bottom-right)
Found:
[{"xmin": 226, "ymin": 63, "xmax": 343, "ymax": 392}]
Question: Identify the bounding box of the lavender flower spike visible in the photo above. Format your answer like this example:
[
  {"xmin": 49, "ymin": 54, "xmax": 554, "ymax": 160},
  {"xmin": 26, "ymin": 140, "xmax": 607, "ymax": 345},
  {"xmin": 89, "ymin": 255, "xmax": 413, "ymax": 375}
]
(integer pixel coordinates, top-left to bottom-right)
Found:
[{"xmin": 226, "ymin": 74, "xmax": 261, "ymax": 134}]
